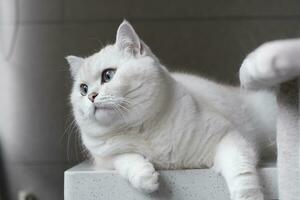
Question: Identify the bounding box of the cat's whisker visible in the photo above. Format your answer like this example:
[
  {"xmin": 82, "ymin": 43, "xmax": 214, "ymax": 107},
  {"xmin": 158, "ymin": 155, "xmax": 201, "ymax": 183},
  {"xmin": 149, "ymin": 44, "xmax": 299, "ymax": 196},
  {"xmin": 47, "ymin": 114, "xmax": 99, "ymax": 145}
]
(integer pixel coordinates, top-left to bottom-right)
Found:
[
  {"xmin": 61, "ymin": 114, "xmax": 75, "ymax": 142},
  {"xmin": 123, "ymin": 83, "xmax": 144, "ymax": 97},
  {"xmin": 67, "ymin": 124, "xmax": 75, "ymax": 161},
  {"xmin": 118, "ymin": 103, "xmax": 129, "ymax": 113},
  {"xmin": 66, "ymin": 119, "xmax": 80, "ymax": 162},
  {"xmin": 125, "ymin": 94, "xmax": 141, "ymax": 101},
  {"xmin": 120, "ymin": 98, "xmax": 132, "ymax": 106},
  {"xmin": 113, "ymin": 104, "xmax": 127, "ymax": 124},
  {"xmin": 117, "ymin": 103, "xmax": 127, "ymax": 116},
  {"xmin": 67, "ymin": 127, "xmax": 73, "ymax": 161},
  {"xmin": 61, "ymin": 115, "xmax": 80, "ymax": 162},
  {"xmin": 74, "ymin": 129, "xmax": 84, "ymax": 161},
  {"xmin": 130, "ymin": 97, "xmax": 151, "ymax": 108}
]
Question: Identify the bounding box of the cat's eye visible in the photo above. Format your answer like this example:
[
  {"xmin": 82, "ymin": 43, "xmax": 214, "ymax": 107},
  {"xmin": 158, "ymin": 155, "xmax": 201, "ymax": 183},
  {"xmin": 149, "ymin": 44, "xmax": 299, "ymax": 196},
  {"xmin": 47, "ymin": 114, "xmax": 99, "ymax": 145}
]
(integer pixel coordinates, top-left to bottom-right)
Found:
[
  {"xmin": 80, "ymin": 84, "xmax": 88, "ymax": 96},
  {"xmin": 102, "ymin": 68, "xmax": 116, "ymax": 83}
]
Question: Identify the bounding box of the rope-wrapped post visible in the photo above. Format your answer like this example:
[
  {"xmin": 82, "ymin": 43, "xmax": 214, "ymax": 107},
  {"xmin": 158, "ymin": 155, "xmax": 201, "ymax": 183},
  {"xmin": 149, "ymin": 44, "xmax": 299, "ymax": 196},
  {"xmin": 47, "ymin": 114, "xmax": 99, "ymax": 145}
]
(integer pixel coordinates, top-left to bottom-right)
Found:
[
  {"xmin": 240, "ymin": 39, "xmax": 300, "ymax": 200},
  {"xmin": 277, "ymin": 80, "xmax": 300, "ymax": 200}
]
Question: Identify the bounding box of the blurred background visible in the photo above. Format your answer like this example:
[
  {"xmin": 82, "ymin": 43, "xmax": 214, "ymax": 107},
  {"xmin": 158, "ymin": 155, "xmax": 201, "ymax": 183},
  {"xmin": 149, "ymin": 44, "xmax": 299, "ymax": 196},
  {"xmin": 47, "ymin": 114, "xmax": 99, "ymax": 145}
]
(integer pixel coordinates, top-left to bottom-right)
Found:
[{"xmin": 0, "ymin": 0, "xmax": 300, "ymax": 199}]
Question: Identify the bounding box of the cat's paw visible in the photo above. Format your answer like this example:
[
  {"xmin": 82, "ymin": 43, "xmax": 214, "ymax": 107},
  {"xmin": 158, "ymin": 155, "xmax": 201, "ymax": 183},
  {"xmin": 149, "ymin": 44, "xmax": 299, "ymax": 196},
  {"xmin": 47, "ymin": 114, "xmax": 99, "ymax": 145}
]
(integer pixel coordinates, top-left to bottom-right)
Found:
[
  {"xmin": 231, "ymin": 188, "xmax": 264, "ymax": 200},
  {"xmin": 129, "ymin": 164, "xmax": 159, "ymax": 193}
]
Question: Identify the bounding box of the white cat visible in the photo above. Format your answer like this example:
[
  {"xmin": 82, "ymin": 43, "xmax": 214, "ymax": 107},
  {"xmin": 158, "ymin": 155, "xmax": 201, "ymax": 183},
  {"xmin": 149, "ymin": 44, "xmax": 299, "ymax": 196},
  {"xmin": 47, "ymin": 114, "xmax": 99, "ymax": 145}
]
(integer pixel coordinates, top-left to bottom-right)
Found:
[{"xmin": 67, "ymin": 20, "xmax": 276, "ymax": 200}]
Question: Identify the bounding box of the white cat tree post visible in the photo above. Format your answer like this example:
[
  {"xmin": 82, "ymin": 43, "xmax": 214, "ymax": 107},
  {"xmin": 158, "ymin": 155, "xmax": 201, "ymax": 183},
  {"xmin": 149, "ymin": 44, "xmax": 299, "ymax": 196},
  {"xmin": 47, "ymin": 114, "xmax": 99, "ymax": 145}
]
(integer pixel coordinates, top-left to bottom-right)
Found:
[{"xmin": 240, "ymin": 39, "xmax": 300, "ymax": 200}]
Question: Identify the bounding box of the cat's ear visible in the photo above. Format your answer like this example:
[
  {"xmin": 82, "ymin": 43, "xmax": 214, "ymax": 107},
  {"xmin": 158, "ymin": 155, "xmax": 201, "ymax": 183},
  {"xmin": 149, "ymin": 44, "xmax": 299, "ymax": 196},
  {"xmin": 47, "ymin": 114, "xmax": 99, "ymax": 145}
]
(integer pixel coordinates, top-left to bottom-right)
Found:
[
  {"xmin": 116, "ymin": 20, "xmax": 144, "ymax": 55},
  {"xmin": 66, "ymin": 55, "xmax": 84, "ymax": 78}
]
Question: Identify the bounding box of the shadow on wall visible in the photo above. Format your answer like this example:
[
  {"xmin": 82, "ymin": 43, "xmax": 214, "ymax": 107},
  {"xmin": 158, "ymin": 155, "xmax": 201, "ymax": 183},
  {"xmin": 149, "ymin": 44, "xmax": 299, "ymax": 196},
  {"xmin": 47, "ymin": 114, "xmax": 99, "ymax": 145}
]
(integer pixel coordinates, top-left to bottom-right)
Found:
[{"xmin": 0, "ymin": 143, "xmax": 9, "ymax": 200}]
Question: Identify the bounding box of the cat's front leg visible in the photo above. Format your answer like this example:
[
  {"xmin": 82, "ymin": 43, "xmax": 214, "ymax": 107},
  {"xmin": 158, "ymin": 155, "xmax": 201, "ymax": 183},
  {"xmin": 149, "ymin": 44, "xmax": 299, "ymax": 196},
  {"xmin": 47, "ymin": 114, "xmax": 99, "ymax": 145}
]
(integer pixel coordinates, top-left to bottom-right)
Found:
[
  {"xmin": 214, "ymin": 132, "xmax": 264, "ymax": 200},
  {"xmin": 113, "ymin": 153, "xmax": 159, "ymax": 193}
]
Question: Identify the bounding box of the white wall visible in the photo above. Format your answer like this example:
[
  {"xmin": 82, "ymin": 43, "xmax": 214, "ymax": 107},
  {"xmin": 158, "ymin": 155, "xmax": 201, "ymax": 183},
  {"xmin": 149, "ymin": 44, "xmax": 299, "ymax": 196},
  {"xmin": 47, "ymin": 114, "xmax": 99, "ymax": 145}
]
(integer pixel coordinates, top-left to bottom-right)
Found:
[{"xmin": 0, "ymin": 1, "xmax": 72, "ymax": 199}]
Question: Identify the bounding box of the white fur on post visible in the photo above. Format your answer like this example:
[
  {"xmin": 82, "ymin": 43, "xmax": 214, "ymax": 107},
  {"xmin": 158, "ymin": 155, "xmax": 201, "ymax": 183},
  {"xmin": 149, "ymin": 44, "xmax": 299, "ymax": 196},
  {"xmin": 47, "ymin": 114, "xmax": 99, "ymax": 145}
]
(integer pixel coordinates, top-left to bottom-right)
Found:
[{"xmin": 240, "ymin": 39, "xmax": 300, "ymax": 200}]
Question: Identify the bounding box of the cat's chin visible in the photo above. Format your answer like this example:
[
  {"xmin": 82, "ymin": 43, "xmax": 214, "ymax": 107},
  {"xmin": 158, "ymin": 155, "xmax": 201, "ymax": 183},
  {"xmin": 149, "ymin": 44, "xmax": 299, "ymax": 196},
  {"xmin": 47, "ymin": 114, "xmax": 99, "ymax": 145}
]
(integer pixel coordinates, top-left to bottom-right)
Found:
[{"xmin": 93, "ymin": 107, "xmax": 120, "ymax": 126}]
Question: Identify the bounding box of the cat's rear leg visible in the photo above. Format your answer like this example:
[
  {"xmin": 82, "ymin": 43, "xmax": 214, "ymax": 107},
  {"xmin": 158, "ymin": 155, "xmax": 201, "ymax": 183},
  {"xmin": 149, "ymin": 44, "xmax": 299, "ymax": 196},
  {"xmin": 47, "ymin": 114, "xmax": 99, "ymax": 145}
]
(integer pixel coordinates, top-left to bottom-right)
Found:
[{"xmin": 213, "ymin": 131, "xmax": 264, "ymax": 200}]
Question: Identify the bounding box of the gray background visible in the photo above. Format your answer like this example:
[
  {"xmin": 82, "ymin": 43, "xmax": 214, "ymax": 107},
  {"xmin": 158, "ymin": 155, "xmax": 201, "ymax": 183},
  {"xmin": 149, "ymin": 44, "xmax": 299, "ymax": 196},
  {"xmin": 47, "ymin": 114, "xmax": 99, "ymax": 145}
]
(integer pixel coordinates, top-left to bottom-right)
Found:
[{"xmin": 0, "ymin": 0, "xmax": 300, "ymax": 200}]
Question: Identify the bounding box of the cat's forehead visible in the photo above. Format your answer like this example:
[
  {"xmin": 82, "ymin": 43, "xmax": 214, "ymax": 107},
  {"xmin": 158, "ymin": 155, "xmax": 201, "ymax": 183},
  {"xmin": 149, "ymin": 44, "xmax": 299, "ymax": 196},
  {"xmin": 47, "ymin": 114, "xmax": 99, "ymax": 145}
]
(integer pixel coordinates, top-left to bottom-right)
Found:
[
  {"xmin": 79, "ymin": 45, "xmax": 123, "ymax": 81},
  {"xmin": 89, "ymin": 45, "xmax": 123, "ymax": 70}
]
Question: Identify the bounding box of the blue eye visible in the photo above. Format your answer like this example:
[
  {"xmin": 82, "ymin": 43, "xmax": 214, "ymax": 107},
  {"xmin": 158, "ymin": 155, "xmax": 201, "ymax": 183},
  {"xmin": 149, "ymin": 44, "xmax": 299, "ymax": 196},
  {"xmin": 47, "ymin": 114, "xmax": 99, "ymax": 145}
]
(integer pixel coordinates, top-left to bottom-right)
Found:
[
  {"xmin": 102, "ymin": 68, "xmax": 116, "ymax": 83},
  {"xmin": 80, "ymin": 84, "xmax": 88, "ymax": 96}
]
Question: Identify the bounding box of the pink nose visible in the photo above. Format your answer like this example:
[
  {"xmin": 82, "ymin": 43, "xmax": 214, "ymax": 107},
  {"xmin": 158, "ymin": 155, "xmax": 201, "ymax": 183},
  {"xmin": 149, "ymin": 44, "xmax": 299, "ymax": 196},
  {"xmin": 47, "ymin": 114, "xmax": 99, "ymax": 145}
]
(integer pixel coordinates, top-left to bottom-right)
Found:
[{"xmin": 88, "ymin": 92, "xmax": 98, "ymax": 102}]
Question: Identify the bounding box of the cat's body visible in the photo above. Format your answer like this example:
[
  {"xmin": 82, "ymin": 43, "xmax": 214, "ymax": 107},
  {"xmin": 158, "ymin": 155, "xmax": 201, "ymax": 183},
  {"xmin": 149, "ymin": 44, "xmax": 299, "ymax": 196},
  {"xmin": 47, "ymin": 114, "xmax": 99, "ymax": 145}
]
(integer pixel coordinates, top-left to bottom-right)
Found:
[
  {"xmin": 67, "ymin": 21, "xmax": 276, "ymax": 200},
  {"xmin": 84, "ymin": 73, "xmax": 276, "ymax": 169}
]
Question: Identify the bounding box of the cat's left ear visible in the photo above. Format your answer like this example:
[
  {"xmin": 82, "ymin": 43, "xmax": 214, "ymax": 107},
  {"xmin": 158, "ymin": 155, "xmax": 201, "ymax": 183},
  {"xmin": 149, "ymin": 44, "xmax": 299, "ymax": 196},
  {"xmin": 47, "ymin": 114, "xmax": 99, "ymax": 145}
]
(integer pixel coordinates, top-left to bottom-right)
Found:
[
  {"xmin": 66, "ymin": 55, "xmax": 84, "ymax": 78},
  {"xmin": 116, "ymin": 20, "xmax": 145, "ymax": 55}
]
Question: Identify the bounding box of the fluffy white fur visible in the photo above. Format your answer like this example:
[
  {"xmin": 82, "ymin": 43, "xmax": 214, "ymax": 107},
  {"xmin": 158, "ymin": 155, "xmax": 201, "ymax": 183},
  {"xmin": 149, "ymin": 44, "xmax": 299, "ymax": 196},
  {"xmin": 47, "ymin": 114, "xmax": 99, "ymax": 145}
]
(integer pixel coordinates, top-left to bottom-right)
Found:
[
  {"xmin": 240, "ymin": 39, "xmax": 300, "ymax": 90},
  {"xmin": 67, "ymin": 21, "xmax": 277, "ymax": 200}
]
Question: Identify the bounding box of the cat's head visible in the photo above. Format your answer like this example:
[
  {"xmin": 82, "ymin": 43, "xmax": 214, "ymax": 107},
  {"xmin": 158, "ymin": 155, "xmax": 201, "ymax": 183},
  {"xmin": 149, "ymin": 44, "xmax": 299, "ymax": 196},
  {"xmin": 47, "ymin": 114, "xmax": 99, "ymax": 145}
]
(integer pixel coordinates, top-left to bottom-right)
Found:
[{"xmin": 67, "ymin": 20, "xmax": 170, "ymax": 136}]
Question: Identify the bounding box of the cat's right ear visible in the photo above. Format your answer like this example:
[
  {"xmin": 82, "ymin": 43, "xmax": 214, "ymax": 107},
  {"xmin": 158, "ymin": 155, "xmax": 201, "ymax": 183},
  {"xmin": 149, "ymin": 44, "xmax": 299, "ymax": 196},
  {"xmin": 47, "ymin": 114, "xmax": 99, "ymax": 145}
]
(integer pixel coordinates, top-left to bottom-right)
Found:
[
  {"xmin": 116, "ymin": 20, "xmax": 142, "ymax": 55},
  {"xmin": 66, "ymin": 55, "xmax": 84, "ymax": 78}
]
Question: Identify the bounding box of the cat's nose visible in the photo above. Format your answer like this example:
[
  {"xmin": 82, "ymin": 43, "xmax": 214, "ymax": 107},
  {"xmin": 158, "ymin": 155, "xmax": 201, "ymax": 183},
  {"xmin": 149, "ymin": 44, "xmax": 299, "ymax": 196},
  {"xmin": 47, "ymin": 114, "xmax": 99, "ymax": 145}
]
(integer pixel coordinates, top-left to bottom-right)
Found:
[{"xmin": 88, "ymin": 92, "xmax": 98, "ymax": 103}]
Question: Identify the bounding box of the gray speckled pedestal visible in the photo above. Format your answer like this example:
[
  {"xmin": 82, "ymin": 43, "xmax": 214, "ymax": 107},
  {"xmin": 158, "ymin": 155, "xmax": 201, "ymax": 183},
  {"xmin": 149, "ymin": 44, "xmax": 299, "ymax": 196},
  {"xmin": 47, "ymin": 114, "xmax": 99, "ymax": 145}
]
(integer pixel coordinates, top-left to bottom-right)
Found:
[{"xmin": 64, "ymin": 161, "xmax": 278, "ymax": 200}]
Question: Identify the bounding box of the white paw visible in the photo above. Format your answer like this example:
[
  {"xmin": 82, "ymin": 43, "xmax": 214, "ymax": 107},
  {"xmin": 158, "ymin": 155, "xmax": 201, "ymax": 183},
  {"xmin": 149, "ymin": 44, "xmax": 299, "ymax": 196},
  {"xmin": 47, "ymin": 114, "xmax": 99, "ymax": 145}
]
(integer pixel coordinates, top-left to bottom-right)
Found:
[
  {"xmin": 129, "ymin": 164, "xmax": 159, "ymax": 193},
  {"xmin": 231, "ymin": 188, "xmax": 264, "ymax": 200}
]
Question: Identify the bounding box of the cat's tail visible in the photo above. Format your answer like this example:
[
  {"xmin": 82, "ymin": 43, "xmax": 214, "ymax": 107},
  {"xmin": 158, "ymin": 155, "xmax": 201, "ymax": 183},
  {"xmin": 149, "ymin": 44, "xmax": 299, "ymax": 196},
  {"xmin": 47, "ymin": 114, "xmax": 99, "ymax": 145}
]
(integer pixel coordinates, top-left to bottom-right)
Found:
[{"xmin": 239, "ymin": 38, "xmax": 300, "ymax": 200}]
